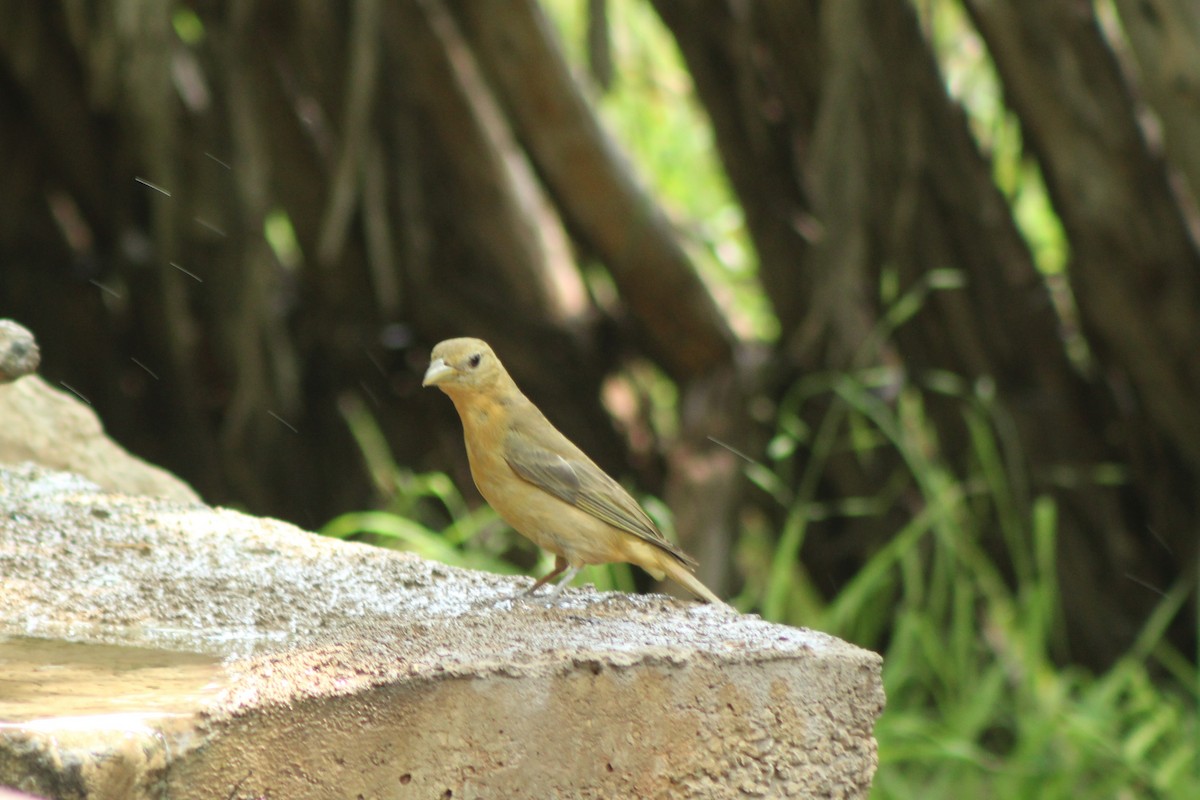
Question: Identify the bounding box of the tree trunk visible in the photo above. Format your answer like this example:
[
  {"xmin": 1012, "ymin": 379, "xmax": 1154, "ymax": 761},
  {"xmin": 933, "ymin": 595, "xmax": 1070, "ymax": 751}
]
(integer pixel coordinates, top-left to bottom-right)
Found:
[{"xmin": 655, "ymin": 0, "xmax": 1195, "ymax": 665}]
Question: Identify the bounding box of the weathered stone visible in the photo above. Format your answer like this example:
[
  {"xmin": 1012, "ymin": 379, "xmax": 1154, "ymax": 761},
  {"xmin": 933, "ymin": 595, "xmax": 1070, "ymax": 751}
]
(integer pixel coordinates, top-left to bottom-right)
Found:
[
  {"xmin": 0, "ymin": 321, "xmax": 40, "ymax": 384},
  {"xmin": 0, "ymin": 464, "xmax": 884, "ymax": 798},
  {"xmin": 0, "ymin": 317, "xmax": 196, "ymax": 505},
  {"xmin": 0, "ymin": 377, "xmax": 198, "ymax": 504}
]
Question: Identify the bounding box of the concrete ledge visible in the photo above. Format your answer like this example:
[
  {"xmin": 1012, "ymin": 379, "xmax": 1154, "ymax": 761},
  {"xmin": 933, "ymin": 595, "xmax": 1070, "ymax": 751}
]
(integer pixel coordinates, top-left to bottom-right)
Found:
[{"xmin": 0, "ymin": 463, "xmax": 884, "ymax": 799}]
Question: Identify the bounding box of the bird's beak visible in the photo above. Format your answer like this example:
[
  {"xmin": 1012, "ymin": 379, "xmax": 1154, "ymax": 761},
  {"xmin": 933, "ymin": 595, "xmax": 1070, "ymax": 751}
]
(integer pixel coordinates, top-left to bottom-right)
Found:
[{"xmin": 422, "ymin": 357, "xmax": 455, "ymax": 387}]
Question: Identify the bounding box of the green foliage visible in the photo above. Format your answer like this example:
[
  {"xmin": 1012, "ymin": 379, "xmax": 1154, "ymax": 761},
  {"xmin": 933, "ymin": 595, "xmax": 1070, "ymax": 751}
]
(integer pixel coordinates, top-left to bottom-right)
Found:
[
  {"xmin": 739, "ymin": 313, "xmax": 1198, "ymax": 796},
  {"xmin": 171, "ymin": 8, "xmax": 205, "ymax": 46},
  {"xmin": 264, "ymin": 208, "xmax": 303, "ymax": 271}
]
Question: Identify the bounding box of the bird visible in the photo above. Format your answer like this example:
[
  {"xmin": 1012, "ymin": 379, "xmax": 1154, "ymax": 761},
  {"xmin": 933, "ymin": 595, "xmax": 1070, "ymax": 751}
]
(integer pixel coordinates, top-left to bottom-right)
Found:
[{"xmin": 423, "ymin": 337, "xmax": 724, "ymax": 606}]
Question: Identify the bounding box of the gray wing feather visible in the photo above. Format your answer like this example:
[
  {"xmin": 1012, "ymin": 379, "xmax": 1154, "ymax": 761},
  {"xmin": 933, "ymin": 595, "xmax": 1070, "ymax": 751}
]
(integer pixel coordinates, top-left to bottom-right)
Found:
[{"xmin": 503, "ymin": 422, "xmax": 694, "ymax": 566}]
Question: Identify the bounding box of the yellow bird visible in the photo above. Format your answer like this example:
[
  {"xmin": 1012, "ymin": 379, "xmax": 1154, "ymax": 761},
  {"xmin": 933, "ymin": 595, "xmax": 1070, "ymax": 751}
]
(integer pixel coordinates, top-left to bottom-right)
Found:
[{"xmin": 423, "ymin": 337, "xmax": 723, "ymax": 605}]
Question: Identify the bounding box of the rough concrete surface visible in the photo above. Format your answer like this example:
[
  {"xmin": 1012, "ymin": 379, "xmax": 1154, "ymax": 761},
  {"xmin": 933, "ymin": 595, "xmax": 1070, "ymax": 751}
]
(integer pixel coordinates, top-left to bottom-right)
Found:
[{"xmin": 0, "ymin": 463, "xmax": 885, "ymax": 799}]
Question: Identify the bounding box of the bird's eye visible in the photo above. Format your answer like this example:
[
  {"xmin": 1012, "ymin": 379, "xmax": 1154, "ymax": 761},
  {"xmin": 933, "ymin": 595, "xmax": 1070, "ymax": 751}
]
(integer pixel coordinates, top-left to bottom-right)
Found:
[{"xmin": 467, "ymin": 353, "xmax": 482, "ymax": 369}]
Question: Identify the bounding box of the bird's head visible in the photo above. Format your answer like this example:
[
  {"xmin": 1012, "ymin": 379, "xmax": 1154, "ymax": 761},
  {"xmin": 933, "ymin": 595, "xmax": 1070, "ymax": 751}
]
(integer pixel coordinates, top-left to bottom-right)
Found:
[{"xmin": 422, "ymin": 337, "xmax": 505, "ymax": 394}]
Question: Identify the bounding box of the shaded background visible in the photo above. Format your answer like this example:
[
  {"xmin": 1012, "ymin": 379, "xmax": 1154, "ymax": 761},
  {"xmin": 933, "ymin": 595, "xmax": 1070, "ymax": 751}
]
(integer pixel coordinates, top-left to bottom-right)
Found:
[{"xmin": 1, "ymin": 0, "xmax": 1197, "ymax": 682}]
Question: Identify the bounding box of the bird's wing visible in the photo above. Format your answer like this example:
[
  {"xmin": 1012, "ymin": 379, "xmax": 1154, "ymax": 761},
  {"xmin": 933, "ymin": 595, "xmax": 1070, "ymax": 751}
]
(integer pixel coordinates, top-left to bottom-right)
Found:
[{"xmin": 503, "ymin": 420, "xmax": 695, "ymax": 567}]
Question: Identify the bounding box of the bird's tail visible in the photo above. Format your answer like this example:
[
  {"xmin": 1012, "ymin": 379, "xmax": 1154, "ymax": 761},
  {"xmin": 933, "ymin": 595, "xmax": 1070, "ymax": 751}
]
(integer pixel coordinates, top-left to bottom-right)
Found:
[{"xmin": 658, "ymin": 555, "xmax": 728, "ymax": 607}]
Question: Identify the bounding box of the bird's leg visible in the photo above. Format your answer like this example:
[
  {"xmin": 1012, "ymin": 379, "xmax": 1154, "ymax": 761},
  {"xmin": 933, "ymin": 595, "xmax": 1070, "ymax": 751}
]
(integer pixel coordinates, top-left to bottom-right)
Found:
[
  {"xmin": 524, "ymin": 555, "xmax": 568, "ymax": 596},
  {"xmin": 540, "ymin": 565, "xmax": 581, "ymax": 605}
]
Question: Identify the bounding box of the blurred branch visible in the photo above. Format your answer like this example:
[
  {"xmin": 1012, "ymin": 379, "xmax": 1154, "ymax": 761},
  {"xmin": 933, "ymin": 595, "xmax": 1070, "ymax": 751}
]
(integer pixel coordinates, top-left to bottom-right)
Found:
[
  {"xmin": 451, "ymin": 0, "xmax": 736, "ymax": 380},
  {"xmin": 651, "ymin": 0, "xmax": 819, "ymax": 347},
  {"xmin": 1112, "ymin": 0, "xmax": 1200, "ymax": 219},
  {"xmin": 965, "ymin": 0, "xmax": 1200, "ymax": 470}
]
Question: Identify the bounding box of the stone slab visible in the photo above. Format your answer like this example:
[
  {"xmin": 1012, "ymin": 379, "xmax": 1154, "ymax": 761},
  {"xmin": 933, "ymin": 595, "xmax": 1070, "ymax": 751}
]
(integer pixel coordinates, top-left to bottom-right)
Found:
[{"xmin": 0, "ymin": 463, "xmax": 884, "ymax": 799}]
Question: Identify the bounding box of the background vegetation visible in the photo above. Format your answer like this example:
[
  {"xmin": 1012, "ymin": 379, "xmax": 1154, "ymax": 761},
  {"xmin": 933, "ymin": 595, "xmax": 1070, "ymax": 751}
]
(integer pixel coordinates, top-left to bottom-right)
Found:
[{"xmin": 2, "ymin": 1, "xmax": 1197, "ymax": 796}]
